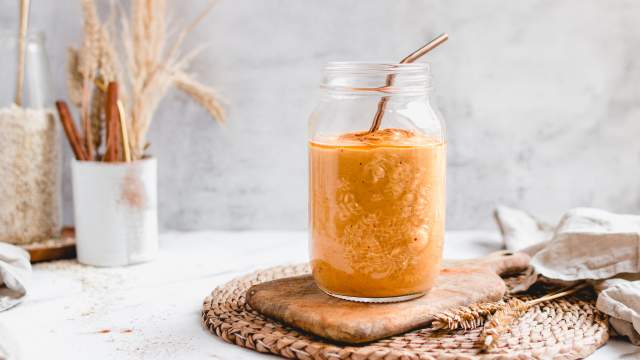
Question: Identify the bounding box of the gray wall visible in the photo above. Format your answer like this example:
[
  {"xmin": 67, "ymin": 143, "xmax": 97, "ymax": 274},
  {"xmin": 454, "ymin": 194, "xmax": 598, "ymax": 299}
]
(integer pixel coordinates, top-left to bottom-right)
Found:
[{"xmin": 3, "ymin": 1, "xmax": 640, "ymax": 230}]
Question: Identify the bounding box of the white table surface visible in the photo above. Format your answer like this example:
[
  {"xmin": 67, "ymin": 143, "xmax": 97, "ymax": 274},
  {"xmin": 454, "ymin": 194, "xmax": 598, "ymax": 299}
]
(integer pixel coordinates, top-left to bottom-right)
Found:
[{"xmin": 1, "ymin": 231, "xmax": 637, "ymax": 359}]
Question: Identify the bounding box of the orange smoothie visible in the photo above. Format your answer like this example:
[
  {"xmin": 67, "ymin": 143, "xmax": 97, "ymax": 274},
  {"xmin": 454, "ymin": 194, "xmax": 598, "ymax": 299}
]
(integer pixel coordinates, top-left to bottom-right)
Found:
[{"xmin": 309, "ymin": 128, "xmax": 446, "ymax": 299}]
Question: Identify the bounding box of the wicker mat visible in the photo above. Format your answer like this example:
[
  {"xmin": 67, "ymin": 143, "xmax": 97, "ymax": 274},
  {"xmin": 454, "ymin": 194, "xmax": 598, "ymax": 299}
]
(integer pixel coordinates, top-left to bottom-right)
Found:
[{"xmin": 201, "ymin": 264, "xmax": 609, "ymax": 360}]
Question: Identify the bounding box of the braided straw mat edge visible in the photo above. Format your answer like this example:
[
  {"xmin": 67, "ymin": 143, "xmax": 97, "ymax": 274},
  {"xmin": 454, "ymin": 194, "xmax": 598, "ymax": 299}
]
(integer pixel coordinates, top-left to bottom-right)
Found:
[{"xmin": 201, "ymin": 264, "xmax": 609, "ymax": 360}]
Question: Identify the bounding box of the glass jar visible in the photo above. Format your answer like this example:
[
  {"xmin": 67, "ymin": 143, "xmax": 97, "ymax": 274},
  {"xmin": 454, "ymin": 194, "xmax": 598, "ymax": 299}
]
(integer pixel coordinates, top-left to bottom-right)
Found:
[
  {"xmin": 308, "ymin": 62, "xmax": 446, "ymax": 302},
  {"xmin": 0, "ymin": 31, "xmax": 61, "ymax": 245}
]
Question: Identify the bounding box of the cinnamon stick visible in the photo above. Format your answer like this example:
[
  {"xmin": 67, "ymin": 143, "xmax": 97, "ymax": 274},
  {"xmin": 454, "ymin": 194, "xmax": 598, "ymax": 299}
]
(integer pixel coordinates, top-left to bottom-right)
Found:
[
  {"xmin": 56, "ymin": 100, "xmax": 88, "ymax": 161},
  {"xmin": 104, "ymin": 82, "xmax": 120, "ymax": 162}
]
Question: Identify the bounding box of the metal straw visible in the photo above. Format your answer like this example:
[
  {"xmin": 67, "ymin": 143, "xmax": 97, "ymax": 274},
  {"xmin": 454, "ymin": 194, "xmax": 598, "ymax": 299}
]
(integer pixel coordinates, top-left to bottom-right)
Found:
[{"xmin": 367, "ymin": 33, "xmax": 448, "ymax": 133}]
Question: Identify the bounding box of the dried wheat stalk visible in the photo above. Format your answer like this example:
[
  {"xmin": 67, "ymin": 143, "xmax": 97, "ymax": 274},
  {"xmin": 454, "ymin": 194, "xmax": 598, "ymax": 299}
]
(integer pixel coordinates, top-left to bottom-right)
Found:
[
  {"xmin": 66, "ymin": 47, "xmax": 84, "ymax": 108},
  {"xmin": 174, "ymin": 71, "xmax": 225, "ymax": 123},
  {"xmin": 77, "ymin": 0, "xmax": 103, "ymax": 159},
  {"xmin": 480, "ymin": 282, "xmax": 589, "ymax": 352},
  {"xmin": 96, "ymin": 17, "xmax": 120, "ymax": 83},
  {"xmin": 431, "ymin": 301, "xmax": 506, "ymax": 331},
  {"xmin": 481, "ymin": 298, "xmax": 529, "ymax": 351},
  {"xmin": 89, "ymin": 86, "xmax": 105, "ymax": 151},
  {"xmin": 432, "ymin": 282, "xmax": 589, "ymax": 334}
]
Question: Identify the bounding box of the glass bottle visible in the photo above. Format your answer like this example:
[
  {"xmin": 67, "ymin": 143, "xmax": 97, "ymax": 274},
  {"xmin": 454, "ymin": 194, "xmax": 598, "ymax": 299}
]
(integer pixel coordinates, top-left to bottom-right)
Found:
[
  {"xmin": 0, "ymin": 31, "xmax": 61, "ymax": 244},
  {"xmin": 308, "ymin": 62, "xmax": 446, "ymax": 302}
]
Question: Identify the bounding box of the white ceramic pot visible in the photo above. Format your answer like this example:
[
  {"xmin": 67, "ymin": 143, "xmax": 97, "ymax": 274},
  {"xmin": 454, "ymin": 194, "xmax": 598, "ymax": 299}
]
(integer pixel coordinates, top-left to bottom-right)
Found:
[{"xmin": 71, "ymin": 158, "xmax": 158, "ymax": 267}]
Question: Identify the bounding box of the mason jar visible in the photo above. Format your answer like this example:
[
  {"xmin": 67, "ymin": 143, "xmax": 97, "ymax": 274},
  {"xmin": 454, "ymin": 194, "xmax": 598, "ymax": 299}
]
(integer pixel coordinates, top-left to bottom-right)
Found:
[
  {"xmin": 0, "ymin": 31, "xmax": 61, "ymax": 244},
  {"xmin": 308, "ymin": 62, "xmax": 446, "ymax": 302}
]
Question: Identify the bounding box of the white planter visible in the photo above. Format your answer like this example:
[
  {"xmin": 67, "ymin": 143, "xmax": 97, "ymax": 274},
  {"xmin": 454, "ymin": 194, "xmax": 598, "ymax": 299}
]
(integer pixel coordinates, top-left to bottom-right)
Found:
[{"xmin": 71, "ymin": 158, "xmax": 158, "ymax": 267}]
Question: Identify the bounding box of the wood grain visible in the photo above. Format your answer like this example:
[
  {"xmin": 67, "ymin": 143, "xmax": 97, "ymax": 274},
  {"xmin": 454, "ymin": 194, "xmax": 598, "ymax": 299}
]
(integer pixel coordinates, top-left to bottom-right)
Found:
[
  {"xmin": 246, "ymin": 251, "xmax": 530, "ymax": 344},
  {"xmin": 21, "ymin": 227, "xmax": 76, "ymax": 263}
]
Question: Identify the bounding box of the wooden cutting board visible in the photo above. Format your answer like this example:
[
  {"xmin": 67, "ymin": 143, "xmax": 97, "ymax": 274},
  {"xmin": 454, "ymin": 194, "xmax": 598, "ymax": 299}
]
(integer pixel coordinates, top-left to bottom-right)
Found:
[
  {"xmin": 21, "ymin": 227, "xmax": 76, "ymax": 263},
  {"xmin": 246, "ymin": 251, "xmax": 530, "ymax": 344}
]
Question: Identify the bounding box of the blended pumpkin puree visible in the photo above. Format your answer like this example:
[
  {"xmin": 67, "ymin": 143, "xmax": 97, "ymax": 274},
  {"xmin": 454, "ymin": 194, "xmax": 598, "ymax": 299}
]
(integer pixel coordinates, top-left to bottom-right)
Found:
[{"xmin": 309, "ymin": 128, "xmax": 446, "ymax": 299}]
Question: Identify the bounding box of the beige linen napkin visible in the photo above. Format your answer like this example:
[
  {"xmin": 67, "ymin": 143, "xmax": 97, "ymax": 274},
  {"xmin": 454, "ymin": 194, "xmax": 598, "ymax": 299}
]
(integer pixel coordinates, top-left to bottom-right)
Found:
[
  {"xmin": 0, "ymin": 243, "xmax": 31, "ymax": 360},
  {"xmin": 0, "ymin": 242, "xmax": 31, "ymax": 312},
  {"xmin": 495, "ymin": 206, "xmax": 640, "ymax": 344}
]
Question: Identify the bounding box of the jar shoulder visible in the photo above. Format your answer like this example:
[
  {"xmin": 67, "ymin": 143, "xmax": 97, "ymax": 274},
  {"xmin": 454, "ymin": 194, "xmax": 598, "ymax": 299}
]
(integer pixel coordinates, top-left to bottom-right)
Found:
[{"xmin": 308, "ymin": 96, "xmax": 445, "ymax": 142}]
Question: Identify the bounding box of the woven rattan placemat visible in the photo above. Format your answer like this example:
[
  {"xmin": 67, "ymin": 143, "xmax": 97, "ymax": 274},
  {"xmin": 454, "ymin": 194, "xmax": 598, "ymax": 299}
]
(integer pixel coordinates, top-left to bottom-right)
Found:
[{"xmin": 202, "ymin": 264, "xmax": 609, "ymax": 360}]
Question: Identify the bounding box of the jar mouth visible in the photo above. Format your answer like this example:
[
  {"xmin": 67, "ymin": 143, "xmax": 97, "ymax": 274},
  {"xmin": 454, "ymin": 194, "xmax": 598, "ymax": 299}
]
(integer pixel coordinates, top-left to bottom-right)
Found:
[
  {"xmin": 0, "ymin": 29, "xmax": 45, "ymax": 42},
  {"xmin": 321, "ymin": 62, "xmax": 431, "ymax": 95},
  {"xmin": 325, "ymin": 61, "xmax": 430, "ymax": 73}
]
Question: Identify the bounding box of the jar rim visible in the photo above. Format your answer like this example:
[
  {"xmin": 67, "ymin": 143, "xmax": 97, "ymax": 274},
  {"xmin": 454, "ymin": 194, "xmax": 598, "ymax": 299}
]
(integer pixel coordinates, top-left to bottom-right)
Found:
[{"xmin": 324, "ymin": 61, "xmax": 430, "ymax": 73}]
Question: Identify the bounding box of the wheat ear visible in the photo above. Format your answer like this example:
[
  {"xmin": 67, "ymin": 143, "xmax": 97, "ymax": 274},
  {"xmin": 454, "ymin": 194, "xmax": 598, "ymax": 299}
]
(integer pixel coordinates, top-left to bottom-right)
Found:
[
  {"xmin": 432, "ymin": 282, "xmax": 589, "ymax": 333},
  {"xmin": 481, "ymin": 282, "xmax": 589, "ymax": 352},
  {"xmin": 89, "ymin": 84, "xmax": 106, "ymax": 152},
  {"xmin": 66, "ymin": 47, "xmax": 85, "ymax": 107},
  {"xmin": 432, "ymin": 302, "xmax": 506, "ymax": 330},
  {"xmin": 481, "ymin": 298, "xmax": 529, "ymax": 351},
  {"xmin": 174, "ymin": 71, "xmax": 225, "ymax": 123}
]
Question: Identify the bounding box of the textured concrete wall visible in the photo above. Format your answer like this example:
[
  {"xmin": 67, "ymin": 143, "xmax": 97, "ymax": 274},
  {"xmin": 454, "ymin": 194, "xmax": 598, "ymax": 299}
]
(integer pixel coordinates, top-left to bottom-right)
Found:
[{"xmin": 2, "ymin": 0, "xmax": 640, "ymax": 230}]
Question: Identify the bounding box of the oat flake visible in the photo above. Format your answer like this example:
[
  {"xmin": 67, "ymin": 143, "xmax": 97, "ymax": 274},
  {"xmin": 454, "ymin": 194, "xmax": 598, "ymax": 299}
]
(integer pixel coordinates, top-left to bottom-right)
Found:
[{"xmin": 0, "ymin": 104, "xmax": 61, "ymax": 244}]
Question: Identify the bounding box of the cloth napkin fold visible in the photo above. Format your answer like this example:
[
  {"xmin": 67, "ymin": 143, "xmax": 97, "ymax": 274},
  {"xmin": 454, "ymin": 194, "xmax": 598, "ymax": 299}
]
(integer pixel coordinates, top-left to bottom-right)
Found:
[
  {"xmin": 495, "ymin": 206, "xmax": 640, "ymax": 344},
  {"xmin": 0, "ymin": 242, "xmax": 31, "ymax": 312}
]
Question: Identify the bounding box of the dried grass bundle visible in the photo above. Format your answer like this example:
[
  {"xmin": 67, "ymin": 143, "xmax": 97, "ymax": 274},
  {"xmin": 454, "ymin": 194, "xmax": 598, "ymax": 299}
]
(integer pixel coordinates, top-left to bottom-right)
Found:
[{"xmin": 66, "ymin": 0, "xmax": 224, "ymax": 161}]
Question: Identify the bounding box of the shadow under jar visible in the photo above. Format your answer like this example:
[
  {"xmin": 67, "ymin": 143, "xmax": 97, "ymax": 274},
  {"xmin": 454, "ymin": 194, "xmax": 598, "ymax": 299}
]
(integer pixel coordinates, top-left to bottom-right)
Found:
[{"xmin": 308, "ymin": 62, "xmax": 446, "ymax": 302}]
